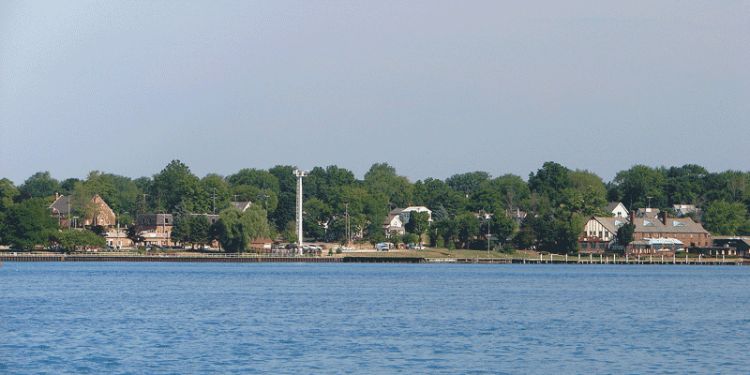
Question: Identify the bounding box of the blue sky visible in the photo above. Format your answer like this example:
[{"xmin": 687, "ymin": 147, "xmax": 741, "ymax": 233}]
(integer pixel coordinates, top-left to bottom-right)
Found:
[{"xmin": 1, "ymin": 1, "xmax": 748, "ymax": 184}]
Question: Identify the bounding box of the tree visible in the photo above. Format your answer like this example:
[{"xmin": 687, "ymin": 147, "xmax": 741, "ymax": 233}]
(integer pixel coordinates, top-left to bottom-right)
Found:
[
  {"xmin": 173, "ymin": 214, "xmax": 213, "ymax": 249},
  {"xmin": 151, "ymin": 160, "xmax": 203, "ymax": 212},
  {"xmin": 20, "ymin": 171, "xmax": 60, "ymax": 199},
  {"xmin": 665, "ymin": 164, "xmax": 707, "ymax": 205},
  {"xmin": 702, "ymin": 200, "xmax": 749, "ymax": 235},
  {"xmin": 364, "ymin": 163, "xmax": 413, "ymax": 208},
  {"xmin": 563, "ymin": 170, "xmax": 608, "ymax": 216},
  {"xmin": 446, "ymin": 171, "xmax": 491, "ymax": 199},
  {"xmin": 3, "ymin": 198, "xmax": 58, "ymax": 249},
  {"xmin": 51, "ymin": 229, "xmax": 106, "ymax": 253},
  {"xmin": 616, "ymin": 222, "xmax": 635, "ymax": 246},
  {"xmin": 303, "ymin": 197, "xmax": 332, "ymax": 240},
  {"xmin": 269, "ymin": 165, "xmax": 297, "ymax": 230},
  {"xmin": 454, "ymin": 212, "xmax": 480, "ymax": 249},
  {"xmin": 214, "ymin": 207, "xmax": 271, "ymax": 252},
  {"xmin": 528, "ymin": 162, "xmax": 571, "ymax": 207},
  {"xmin": 201, "ymin": 174, "xmax": 231, "ymax": 213},
  {"xmin": 0, "ymin": 178, "xmax": 19, "ymax": 212},
  {"xmin": 610, "ymin": 165, "xmax": 667, "ymax": 210},
  {"xmin": 405, "ymin": 211, "xmax": 430, "ymax": 245},
  {"xmin": 413, "ymin": 178, "xmax": 464, "ymax": 217},
  {"xmin": 490, "ymin": 210, "xmax": 517, "ymax": 246}
]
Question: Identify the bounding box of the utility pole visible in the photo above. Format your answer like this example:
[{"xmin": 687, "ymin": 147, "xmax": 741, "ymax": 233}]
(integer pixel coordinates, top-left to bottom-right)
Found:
[
  {"xmin": 294, "ymin": 169, "xmax": 307, "ymax": 252},
  {"xmin": 345, "ymin": 202, "xmax": 350, "ymax": 247}
]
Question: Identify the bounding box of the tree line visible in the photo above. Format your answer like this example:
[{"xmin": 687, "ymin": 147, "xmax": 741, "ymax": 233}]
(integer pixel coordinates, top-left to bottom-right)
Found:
[{"xmin": 1, "ymin": 161, "xmax": 749, "ymax": 252}]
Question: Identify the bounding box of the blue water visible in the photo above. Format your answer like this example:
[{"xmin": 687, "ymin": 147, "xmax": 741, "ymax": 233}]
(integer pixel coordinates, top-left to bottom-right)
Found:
[{"xmin": 1, "ymin": 263, "xmax": 749, "ymax": 374}]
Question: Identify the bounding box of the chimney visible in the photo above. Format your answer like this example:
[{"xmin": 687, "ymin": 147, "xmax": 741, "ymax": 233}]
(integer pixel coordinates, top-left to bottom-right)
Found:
[
  {"xmin": 628, "ymin": 210, "xmax": 635, "ymax": 224},
  {"xmin": 55, "ymin": 192, "xmax": 59, "ymax": 200},
  {"xmin": 659, "ymin": 211, "xmax": 668, "ymax": 225}
]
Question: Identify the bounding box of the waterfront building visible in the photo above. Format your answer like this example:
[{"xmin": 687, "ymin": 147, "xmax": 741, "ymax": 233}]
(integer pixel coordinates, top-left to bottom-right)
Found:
[
  {"xmin": 383, "ymin": 206, "xmax": 432, "ymax": 238},
  {"xmin": 135, "ymin": 213, "xmax": 174, "ymax": 247}
]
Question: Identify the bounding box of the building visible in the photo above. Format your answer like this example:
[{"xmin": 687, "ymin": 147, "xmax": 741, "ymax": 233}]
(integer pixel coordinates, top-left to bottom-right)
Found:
[
  {"xmin": 629, "ymin": 238, "xmax": 684, "ymax": 255},
  {"xmin": 104, "ymin": 227, "xmax": 134, "ymax": 249},
  {"xmin": 230, "ymin": 201, "xmax": 252, "ymax": 212},
  {"xmin": 607, "ymin": 202, "xmax": 629, "ymax": 218},
  {"xmin": 710, "ymin": 237, "xmax": 750, "ymax": 258},
  {"xmin": 49, "ymin": 193, "xmax": 117, "ymax": 228},
  {"xmin": 383, "ymin": 206, "xmax": 432, "ymax": 237},
  {"xmin": 579, "ymin": 210, "xmax": 711, "ymax": 253},
  {"xmin": 579, "ymin": 216, "xmax": 628, "ymax": 253},
  {"xmin": 632, "ymin": 212, "xmax": 710, "ymax": 248},
  {"xmin": 135, "ymin": 213, "xmax": 174, "ymax": 247},
  {"xmin": 673, "ymin": 204, "xmax": 701, "ymax": 218}
]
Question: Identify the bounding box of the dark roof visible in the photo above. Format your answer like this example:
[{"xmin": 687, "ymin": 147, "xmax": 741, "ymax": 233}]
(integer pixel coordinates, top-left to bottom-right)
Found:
[
  {"xmin": 137, "ymin": 214, "xmax": 174, "ymax": 226},
  {"xmin": 49, "ymin": 195, "xmax": 72, "ymax": 215}
]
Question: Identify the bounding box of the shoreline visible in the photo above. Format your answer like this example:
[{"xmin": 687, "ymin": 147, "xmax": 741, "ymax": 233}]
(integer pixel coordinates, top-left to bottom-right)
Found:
[{"xmin": 1, "ymin": 254, "xmax": 746, "ymax": 265}]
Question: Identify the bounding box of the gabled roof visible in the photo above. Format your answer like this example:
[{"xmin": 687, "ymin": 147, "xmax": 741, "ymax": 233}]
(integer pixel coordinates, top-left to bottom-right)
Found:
[
  {"xmin": 633, "ymin": 216, "xmax": 709, "ymax": 234},
  {"xmin": 231, "ymin": 201, "xmax": 252, "ymax": 212},
  {"xmin": 49, "ymin": 195, "xmax": 72, "ymax": 215},
  {"xmin": 590, "ymin": 216, "xmax": 628, "ymax": 234},
  {"xmin": 607, "ymin": 202, "xmax": 626, "ymax": 212}
]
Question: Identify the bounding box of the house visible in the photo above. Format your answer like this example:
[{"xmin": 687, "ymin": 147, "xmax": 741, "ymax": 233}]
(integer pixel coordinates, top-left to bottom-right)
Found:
[
  {"xmin": 135, "ymin": 213, "xmax": 174, "ymax": 247},
  {"xmin": 49, "ymin": 194, "xmax": 72, "ymax": 227},
  {"xmin": 673, "ymin": 204, "xmax": 701, "ymax": 218},
  {"xmin": 607, "ymin": 202, "xmax": 629, "ymax": 218},
  {"xmin": 189, "ymin": 213, "xmax": 220, "ymax": 225},
  {"xmin": 230, "ymin": 201, "xmax": 252, "ymax": 212},
  {"xmin": 579, "ymin": 216, "xmax": 628, "ymax": 253},
  {"xmin": 629, "ymin": 238, "xmax": 684, "ymax": 255},
  {"xmin": 632, "ymin": 212, "xmax": 710, "ymax": 248},
  {"xmin": 383, "ymin": 206, "xmax": 432, "ymax": 237},
  {"xmin": 710, "ymin": 237, "xmax": 750, "ymax": 258},
  {"xmin": 49, "ymin": 193, "xmax": 117, "ymax": 228},
  {"xmin": 104, "ymin": 227, "xmax": 134, "ymax": 249},
  {"xmin": 579, "ymin": 211, "xmax": 711, "ymax": 253}
]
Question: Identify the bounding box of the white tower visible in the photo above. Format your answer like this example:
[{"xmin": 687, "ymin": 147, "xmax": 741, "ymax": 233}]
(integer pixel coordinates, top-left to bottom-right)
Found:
[{"xmin": 294, "ymin": 169, "xmax": 307, "ymax": 251}]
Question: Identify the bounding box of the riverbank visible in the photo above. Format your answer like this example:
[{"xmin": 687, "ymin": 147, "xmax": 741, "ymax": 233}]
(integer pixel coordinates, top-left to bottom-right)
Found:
[{"xmin": 1, "ymin": 253, "xmax": 746, "ymax": 265}]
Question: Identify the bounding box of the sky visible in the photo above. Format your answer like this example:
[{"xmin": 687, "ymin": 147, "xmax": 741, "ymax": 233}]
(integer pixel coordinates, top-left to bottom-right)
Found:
[{"xmin": 1, "ymin": 1, "xmax": 749, "ymax": 185}]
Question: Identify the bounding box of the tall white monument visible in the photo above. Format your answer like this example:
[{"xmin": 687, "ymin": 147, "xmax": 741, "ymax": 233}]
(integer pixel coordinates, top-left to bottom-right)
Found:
[{"xmin": 294, "ymin": 169, "xmax": 307, "ymax": 252}]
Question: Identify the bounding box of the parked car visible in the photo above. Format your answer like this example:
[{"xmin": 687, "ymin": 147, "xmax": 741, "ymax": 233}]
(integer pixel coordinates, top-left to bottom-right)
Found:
[{"xmin": 376, "ymin": 242, "xmax": 393, "ymax": 251}]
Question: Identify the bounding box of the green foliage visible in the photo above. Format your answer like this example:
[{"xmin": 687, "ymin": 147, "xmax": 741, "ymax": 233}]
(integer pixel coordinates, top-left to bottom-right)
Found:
[
  {"xmin": 173, "ymin": 214, "xmax": 212, "ymax": 248},
  {"xmin": 404, "ymin": 211, "xmax": 430, "ymax": 240},
  {"xmin": 364, "ymin": 163, "xmax": 413, "ymax": 208},
  {"xmin": 0, "ymin": 178, "xmax": 20, "ymax": 212},
  {"xmin": 3, "ymin": 198, "xmax": 58, "ymax": 249},
  {"xmin": 702, "ymin": 200, "xmax": 749, "ymax": 235},
  {"xmin": 528, "ymin": 162, "xmax": 571, "ymax": 207},
  {"xmin": 454, "ymin": 212, "xmax": 480, "ymax": 249},
  {"xmin": 303, "ymin": 197, "xmax": 332, "ymax": 240},
  {"xmin": 446, "ymin": 171, "xmax": 490, "ymax": 198},
  {"xmin": 610, "ymin": 165, "xmax": 667, "ymax": 209},
  {"xmin": 151, "ymin": 160, "xmax": 204, "ymax": 212},
  {"xmin": 20, "ymin": 171, "xmax": 60, "ymax": 199},
  {"xmin": 268, "ymin": 165, "xmax": 297, "ymax": 230},
  {"xmin": 490, "ymin": 210, "xmax": 516, "ymax": 244},
  {"xmin": 214, "ymin": 207, "xmax": 271, "ymax": 252},
  {"xmin": 402, "ymin": 233, "xmax": 419, "ymax": 246},
  {"xmin": 414, "ymin": 178, "xmax": 464, "ymax": 217},
  {"xmin": 201, "ymin": 174, "xmax": 231, "ymax": 213},
  {"xmin": 616, "ymin": 222, "xmax": 635, "ymax": 246},
  {"xmin": 52, "ymin": 229, "xmax": 106, "ymax": 253}
]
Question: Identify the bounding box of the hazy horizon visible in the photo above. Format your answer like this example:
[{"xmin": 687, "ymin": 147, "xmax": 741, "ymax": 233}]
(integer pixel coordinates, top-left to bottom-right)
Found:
[{"xmin": 2, "ymin": 1, "xmax": 748, "ymax": 185}]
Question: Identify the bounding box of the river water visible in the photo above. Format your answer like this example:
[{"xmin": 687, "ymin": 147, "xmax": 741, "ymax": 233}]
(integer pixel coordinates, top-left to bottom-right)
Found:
[{"xmin": 1, "ymin": 263, "xmax": 748, "ymax": 374}]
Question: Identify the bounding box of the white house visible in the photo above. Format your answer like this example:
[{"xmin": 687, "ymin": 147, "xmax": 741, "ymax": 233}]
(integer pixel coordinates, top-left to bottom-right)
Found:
[
  {"xmin": 607, "ymin": 202, "xmax": 629, "ymax": 218},
  {"xmin": 383, "ymin": 206, "xmax": 432, "ymax": 237}
]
